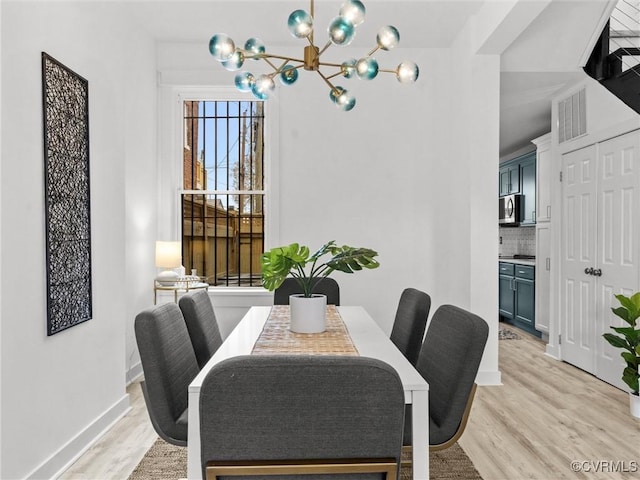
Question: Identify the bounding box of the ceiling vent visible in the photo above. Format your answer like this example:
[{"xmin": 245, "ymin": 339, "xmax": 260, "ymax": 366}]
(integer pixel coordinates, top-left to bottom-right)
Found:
[{"xmin": 558, "ymin": 88, "xmax": 586, "ymax": 143}]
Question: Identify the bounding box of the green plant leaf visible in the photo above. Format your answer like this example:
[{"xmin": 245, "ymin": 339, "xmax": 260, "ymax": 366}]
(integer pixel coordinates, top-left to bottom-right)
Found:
[
  {"xmin": 610, "ymin": 326, "xmax": 640, "ymax": 341},
  {"xmin": 603, "ymin": 333, "xmax": 629, "ymax": 350},
  {"xmin": 622, "ymin": 366, "xmax": 640, "ymax": 394},
  {"xmin": 630, "ymin": 291, "xmax": 640, "ymax": 310},
  {"xmin": 614, "ymin": 294, "xmax": 640, "ymax": 325},
  {"xmin": 326, "ymin": 247, "xmax": 380, "ymax": 274},
  {"xmin": 621, "ymin": 351, "xmax": 639, "ymax": 366},
  {"xmin": 611, "ymin": 306, "xmax": 630, "ymax": 323},
  {"xmin": 260, "ymin": 243, "xmax": 312, "ymax": 291},
  {"xmin": 309, "ymin": 241, "xmax": 336, "ymax": 262}
]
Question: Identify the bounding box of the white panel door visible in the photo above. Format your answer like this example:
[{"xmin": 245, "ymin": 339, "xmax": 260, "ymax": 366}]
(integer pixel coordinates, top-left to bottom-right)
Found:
[
  {"xmin": 595, "ymin": 131, "xmax": 640, "ymax": 390},
  {"xmin": 561, "ymin": 145, "xmax": 597, "ymax": 373}
]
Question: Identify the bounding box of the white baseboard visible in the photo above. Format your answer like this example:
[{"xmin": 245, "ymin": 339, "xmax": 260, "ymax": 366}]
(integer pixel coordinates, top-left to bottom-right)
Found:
[
  {"xmin": 27, "ymin": 393, "xmax": 131, "ymax": 480},
  {"xmin": 127, "ymin": 360, "xmax": 143, "ymax": 386},
  {"xmin": 476, "ymin": 369, "xmax": 502, "ymax": 386}
]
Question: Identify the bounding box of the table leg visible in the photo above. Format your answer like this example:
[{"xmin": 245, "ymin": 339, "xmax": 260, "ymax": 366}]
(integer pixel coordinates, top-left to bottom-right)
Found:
[
  {"xmin": 187, "ymin": 389, "xmax": 202, "ymax": 479},
  {"xmin": 411, "ymin": 389, "xmax": 429, "ymax": 480}
]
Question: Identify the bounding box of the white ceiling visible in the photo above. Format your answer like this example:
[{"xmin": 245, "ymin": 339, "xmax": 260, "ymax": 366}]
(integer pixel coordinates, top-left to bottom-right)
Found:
[{"xmin": 123, "ymin": 0, "xmax": 612, "ymax": 156}]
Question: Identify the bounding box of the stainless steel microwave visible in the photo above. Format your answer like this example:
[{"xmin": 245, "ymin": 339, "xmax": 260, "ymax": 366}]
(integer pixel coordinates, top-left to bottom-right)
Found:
[{"xmin": 499, "ymin": 194, "xmax": 521, "ymax": 225}]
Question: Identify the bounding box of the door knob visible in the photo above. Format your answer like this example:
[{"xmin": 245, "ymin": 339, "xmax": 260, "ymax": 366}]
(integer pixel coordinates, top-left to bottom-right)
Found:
[
  {"xmin": 593, "ymin": 268, "xmax": 602, "ymax": 277},
  {"xmin": 585, "ymin": 267, "xmax": 594, "ymax": 275}
]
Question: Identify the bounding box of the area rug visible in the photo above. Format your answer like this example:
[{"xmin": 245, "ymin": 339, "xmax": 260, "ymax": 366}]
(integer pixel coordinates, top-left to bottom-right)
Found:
[
  {"xmin": 128, "ymin": 438, "xmax": 482, "ymax": 480},
  {"xmin": 498, "ymin": 327, "xmax": 521, "ymax": 340}
]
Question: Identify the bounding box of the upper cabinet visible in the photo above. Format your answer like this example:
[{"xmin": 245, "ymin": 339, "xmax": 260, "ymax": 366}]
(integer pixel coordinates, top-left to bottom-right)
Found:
[
  {"xmin": 519, "ymin": 155, "xmax": 536, "ymax": 225},
  {"xmin": 499, "ymin": 151, "xmax": 536, "ymax": 224},
  {"xmin": 532, "ymin": 133, "xmax": 552, "ymax": 223},
  {"xmin": 499, "ymin": 163, "xmax": 520, "ymax": 196}
]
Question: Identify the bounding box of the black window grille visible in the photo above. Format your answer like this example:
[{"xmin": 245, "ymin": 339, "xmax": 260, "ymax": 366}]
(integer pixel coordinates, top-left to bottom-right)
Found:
[{"xmin": 181, "ymin": 101, "xmax": 265, "ymax": 286}]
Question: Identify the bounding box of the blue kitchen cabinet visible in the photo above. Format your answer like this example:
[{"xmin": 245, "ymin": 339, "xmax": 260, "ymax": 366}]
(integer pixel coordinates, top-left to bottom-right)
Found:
[
  {"xmin": 499, "ymin": 262, "xmax": 539, "ymax": 337},
  {"xmin": 519, "ymin": 156, "xmax": 536, "ymax": 224},
  {"xmin": 499, "ymin": 153, "xmax": 536, "ymax": 225},
  {"xmin": 499, "ymin": 163, "xmax": 520, "ymax": 196},
  {"xmin": 499, "ymin": 263, "xmax": 515, "ymax": 318}
]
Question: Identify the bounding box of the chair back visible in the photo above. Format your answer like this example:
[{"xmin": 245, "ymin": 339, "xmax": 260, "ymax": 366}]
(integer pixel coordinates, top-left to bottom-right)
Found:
[
  {"xmin": 135, "ymin": 303, "xmax": 200, "ymax": 446},
  {"xmin": 179, "ymin": 290, "xmax": 223, "ymax": 369},
  {"xmin": 389, "ymin": 288, "xmax": 431, "ymax": 366},
  {"xmin": 273, "ymin": 277, "xmax": 340, "ymax": 305},
  {"xmin": 413, "ymin": 304, "xmax": 488, "ymax": 448},
  {"xmin": 200, "ymin": 355, "xmax": 405, "ymax": 479}
]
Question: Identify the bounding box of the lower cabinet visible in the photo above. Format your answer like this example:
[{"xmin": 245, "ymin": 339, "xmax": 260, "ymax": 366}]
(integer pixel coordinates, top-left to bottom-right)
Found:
[{"xmin": 499, "ymin": 262, "xmax": 539, "ymax": 337}]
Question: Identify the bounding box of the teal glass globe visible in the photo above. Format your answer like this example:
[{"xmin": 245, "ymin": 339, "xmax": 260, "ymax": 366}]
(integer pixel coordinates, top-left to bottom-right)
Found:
[
  {"xmin": 244, "ymin": 38, "xmax": 266, "ymax": 58},
  {"xmin": 335, "ymin": 91, "xmax": 356, "ymax": 111},
  {"xmin": 222, "ymin": 50, "xmax": 245, "ymax": 71},
  {"xmin": 377, "ymin": 25, "xmax": 400, "ymax": 50},
  {"xmin": 329, "ymin": 86, "xmax": 346, "ymax": 104},
  {"xmin": 234, "ymin": 72, "xmax": 255, "ymax": 92},
  {"xmin": 209, "ymin": 34, "xmax": 235, "ymax": 61},
  {"xmin": 328, "ymin": 16, "xmax": 355, "ymax": 46},
  {"xmin": 341, "ymin": 58, "xmax": 357, "ymax": 78},
  {"xmin": 251, "ymin": 83, "xmax": 268, "ymax": 100},
  {"xmin": 339, "ymin": 0, "xmax": 366, "ymax": 27},
  {"xmin": 253, "ymin": 74, "xmax": 275, "ymax": 99},
  {"xmin": 356, "ymin": 57, "xmax": 379, "ymax": 80},
  {"xmin": 280, "ymin": 65, "xmax": 299, "ymax": 85},
  {"xmin": 396, "ymin": 61, "xmax": 419, "ymax": 83},
  {"xmin": 288, "ymin": 9, "xmax": 313, "ymax": 38}
]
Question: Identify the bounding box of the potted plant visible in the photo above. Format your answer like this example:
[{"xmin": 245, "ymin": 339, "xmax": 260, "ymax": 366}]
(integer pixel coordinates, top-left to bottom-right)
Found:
[
  {"xmin": 602, "ymin": 292, "xmax": 640, "ymax": 418},
  {"xmin": 260, "ymin": 240, "xmax": 380, "ymax": 333}
]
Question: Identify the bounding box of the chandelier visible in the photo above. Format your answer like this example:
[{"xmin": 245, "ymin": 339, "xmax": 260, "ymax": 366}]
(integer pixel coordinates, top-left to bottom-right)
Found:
[{"xmin": 208, "ymin": 0, "xmax": 419, "ymax": 111}]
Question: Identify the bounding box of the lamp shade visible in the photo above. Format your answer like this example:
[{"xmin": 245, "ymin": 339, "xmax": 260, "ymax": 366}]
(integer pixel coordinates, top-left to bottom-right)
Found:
[{"xmin": 155, "ymin": 241, "xmax": 181, "ymax": 269}]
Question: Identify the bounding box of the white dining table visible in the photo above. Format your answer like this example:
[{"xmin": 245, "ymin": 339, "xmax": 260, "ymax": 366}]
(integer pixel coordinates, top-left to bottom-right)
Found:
[{"xmin": 187, "ymin": 305, "xmax": 429, "ymax": 480}]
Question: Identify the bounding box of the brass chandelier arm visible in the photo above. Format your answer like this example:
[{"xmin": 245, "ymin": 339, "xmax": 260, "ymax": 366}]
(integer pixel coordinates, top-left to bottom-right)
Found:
[
  {"xmin": 257, "ymin": 53, "xmax": 305, "ymax": 64},
  {"xmin": 317, "ymin": 40, "xmax": 332, "ymax": 56},
  {"xmin": 263, "ymin": 57, "xmax": 280, "ymax": 72},
  {"xmin": 316, "ymin": 69, "xmax": 340, "ymax": 94},
  {"xmin": 324, "ymin": 70, "xmax": 345, "ymax": 80},
  {"xmin": 367, "ymin": 45, "xmax": 380, "ymax": 57},
  {"xmin": 317, "ymin": 61, "xmax": 345, "ymax": 68}
]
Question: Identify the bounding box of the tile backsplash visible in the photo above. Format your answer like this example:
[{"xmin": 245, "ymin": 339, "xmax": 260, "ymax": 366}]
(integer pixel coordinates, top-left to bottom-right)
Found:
[{"xmin": 499, "ymin": 226, "xmax": 536, "ymax": 257}]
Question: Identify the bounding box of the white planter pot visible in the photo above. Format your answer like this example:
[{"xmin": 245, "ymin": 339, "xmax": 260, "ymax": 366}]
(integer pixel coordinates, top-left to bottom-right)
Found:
[
  {"xmin": 631, "ymin": 393, "xmax": 640, "ymax": 419},
  {"xmin": 289, "ymin": 294, "xmax": 327, "ymax": 333}
]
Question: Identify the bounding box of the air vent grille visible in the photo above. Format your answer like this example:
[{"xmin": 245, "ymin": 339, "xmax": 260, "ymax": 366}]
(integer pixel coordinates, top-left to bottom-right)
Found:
[{"xmin": 558, "ymin": 88, "xmax": 586, "ymax": 143}]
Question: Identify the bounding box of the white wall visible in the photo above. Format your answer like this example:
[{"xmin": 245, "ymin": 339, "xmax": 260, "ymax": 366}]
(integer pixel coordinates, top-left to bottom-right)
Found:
[
  {"xmin": 157, "ymin": 30, "xmax": 501, "ymax": 383},
  {"xmin": 0, "ymin": 2, "xmax": 156, "ymax": 478}
]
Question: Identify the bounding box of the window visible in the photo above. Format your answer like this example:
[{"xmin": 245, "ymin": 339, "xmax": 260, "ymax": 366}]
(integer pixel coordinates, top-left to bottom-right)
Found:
[{"xmin": 181, "ymin": 100, "xmax": 265, "ymax": 286}]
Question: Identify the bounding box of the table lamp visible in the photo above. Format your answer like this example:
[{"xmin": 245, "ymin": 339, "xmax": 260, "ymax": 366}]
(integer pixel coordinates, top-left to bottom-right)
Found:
[{"xmin": 155, "ymin": 241, "xmax": 181, "ymax": 286}]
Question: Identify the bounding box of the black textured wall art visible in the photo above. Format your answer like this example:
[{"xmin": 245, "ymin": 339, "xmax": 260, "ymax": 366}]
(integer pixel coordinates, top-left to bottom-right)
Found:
[{"xmin": 42, "ymin": 52, "xmax": 92, "ymax": 335}]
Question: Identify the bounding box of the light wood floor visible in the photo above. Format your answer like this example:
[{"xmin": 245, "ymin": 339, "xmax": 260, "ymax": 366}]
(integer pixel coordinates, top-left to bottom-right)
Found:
[{"xmin": 60, "ymin": 325, "xmax": 640, "ymax": 479}]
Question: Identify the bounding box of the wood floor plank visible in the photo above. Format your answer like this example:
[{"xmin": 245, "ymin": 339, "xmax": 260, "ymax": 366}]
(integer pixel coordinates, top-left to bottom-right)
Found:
[{"xmin": 460, "ymin": 325, "xmax": 640, "ymax": 480}]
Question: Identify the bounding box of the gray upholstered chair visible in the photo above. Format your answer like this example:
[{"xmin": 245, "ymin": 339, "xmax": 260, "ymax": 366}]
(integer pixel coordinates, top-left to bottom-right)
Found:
[
  {"xmin": 134, "ymin": 302, "xmax": 200, "ymax": 447},
  {"xmin": 273, "ymin": 277, "xmax": 340, "ymax": 305},
  {"xmin": 179, "ymin": 290, "xmax": 223, "ymax": 369},
  {"xmin": 200, "ymin": 355, "xmax": 405, "ymax": 480},
  {"xmin": 403, "ymin": 304, "xmax": 489, "ymax": 452},
  {"xmin": 389, "ymin": 288, "xmax": 431, "ymax": 366}
]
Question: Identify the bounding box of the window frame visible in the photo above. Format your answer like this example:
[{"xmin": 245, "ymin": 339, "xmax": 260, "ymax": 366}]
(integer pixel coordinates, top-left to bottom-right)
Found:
[{"xmin": 166, "ymin": 87, "xmax": 280, "ymax": 290}]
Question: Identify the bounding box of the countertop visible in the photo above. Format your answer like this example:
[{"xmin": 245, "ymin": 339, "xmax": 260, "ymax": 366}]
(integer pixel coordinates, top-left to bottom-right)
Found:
[{"xmin": 498, "ymin": 257, "xmax": 536, "ymax": 266}]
